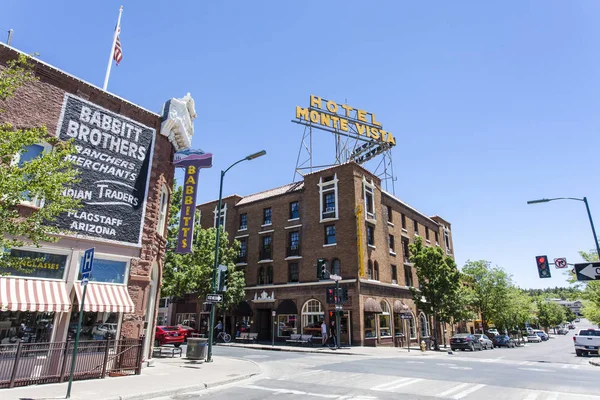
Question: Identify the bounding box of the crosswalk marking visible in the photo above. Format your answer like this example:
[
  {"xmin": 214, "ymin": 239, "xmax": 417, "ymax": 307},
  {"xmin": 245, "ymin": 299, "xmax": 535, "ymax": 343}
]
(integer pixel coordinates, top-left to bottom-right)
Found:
[
  {"xmin": 522, "ymin": 393, "xmax": 539, "ymax": 400},
  {"xmin": 386, "ymin": 378, "xmax": 423, "ymax": 390},
  {"xmin": 277, "ymin": 368, "xmax": 323, "ymax": 380},
  {"xmin": 438, "ymin": 383, "xmax": 470, "ymax": 397},
  {"xmin": 371, "ymin": 377, "xmax": 412, "ymax": 391},
  {"xmin": 451, "ymin": 383, "xmax": 485, "ymax": 399}
]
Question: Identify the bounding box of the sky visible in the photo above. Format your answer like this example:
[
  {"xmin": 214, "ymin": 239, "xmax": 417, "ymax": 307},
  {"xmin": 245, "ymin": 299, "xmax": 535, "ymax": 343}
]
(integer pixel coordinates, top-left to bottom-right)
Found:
[{"xmin": 3, "ymin": 1, "xmax": 600, "ymax": 289}]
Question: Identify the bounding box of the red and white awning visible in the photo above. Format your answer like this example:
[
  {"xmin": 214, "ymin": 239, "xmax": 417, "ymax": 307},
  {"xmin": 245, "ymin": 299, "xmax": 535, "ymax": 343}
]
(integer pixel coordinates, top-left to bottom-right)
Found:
[
  {"xmin": 74, "ymin": 282, "xmax": 134, "ymax": 313},
  {"xmin": 0, "ymin": 277, "xmax": 71, "ymax": 312}
]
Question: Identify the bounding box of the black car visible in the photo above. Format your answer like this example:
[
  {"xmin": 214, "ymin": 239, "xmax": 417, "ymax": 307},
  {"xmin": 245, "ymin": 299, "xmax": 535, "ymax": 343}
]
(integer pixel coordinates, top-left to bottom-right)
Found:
[
  {"xmin": 492, "ymin": 334, "xmax": 516, "ymax": 348},
  {"xmin": 450, "ymin": 333, "xmax": 483, "ymax": 351}
]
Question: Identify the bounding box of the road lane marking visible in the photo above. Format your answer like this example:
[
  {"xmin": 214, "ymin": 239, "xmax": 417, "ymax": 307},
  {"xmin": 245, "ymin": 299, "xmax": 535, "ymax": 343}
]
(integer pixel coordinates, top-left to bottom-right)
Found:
[
  {"xmin": 518, "ymin": 367, "xmax": 552, "ymax": 372},
  {"xmin": 405, "ymin": 360, "xmax": 425, "ymax": 364},
  {"xmin": 371, "ymin": 377, "xmax": 411, "ymax": 391},
  {"xmin": 438, "ymin": 383, "xmax": 470, "ymax": 397},
  {"xmin": 449, "ymin": 366, "xmax": 472, "ymax": 370},
  {"xmin": 451, "ymin": 384, "xmax": 485, "ymax": 399},
  {"xmin": 243, "ymin": 384, "xmax": 340, "ymax": 398},
  {"xmin": 277, "ymin": 368, "xmax": 323, "ymax": 380},
  {"xmin": 436, "ymin": 363, "xmax": 457, "ymax": 366}
]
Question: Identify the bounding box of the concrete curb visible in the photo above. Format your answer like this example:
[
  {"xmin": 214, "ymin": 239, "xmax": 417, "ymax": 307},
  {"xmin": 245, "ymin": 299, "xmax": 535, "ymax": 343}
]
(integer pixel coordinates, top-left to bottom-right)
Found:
[
  {"xmin": 589, "ymin": 360, "xmax": 600, "ymax": 367},
  {"xmin": 220, "ymin": 343, "xmax": 358, "ymax": 356}
]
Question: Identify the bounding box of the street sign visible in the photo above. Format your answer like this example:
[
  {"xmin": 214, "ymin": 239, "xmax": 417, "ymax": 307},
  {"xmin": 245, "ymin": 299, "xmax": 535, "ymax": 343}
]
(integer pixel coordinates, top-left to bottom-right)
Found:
[
  {"xmin": 335, "ymin": 304, "xmax": 343, "ymax": 311},
  {"xmin": 554, "ymin": 258, "xmax": 567, "ymax": 269},
  {"xmin": 574, "ymin": 262, "xmax": 600, "ymax": 281},
  {"xmin": 329, "ymin": 274, "xmax": 342, "ymax": 282},
  {"xmin": 206, "ymin": 294, "xmax": 223, "ymax": 303},
  {"xmin": 81, "ymin": 248, "xmax": 95, "ymax": 282},
  {"xmin": 400, "ymin": 313, "xmax": 413, "ymax": 320}
]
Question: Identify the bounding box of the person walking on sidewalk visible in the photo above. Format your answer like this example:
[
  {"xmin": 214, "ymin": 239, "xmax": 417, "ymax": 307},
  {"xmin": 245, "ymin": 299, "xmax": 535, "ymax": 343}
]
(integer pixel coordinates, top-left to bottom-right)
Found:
[
  {"xmin": 330, "ymin": 320, "xmax": 337, "ymax": 348},
  {"xmin": 321, "ymin": 320, "xmax": 328, "ymax": 346},
  {"xmin": 214, "ymin": 320, "xmax": 223, "ymax": 343}
]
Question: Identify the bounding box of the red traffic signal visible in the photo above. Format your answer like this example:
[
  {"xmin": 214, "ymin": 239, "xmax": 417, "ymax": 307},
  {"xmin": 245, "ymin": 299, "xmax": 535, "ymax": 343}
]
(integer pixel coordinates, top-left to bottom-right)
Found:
[{"xmin": 536, "ymin": 255, "xmax": 551, "ymax": 278}]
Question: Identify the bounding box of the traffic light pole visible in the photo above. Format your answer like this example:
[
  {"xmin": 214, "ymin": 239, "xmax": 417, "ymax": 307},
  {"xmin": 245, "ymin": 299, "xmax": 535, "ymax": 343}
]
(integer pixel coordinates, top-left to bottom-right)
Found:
[
  {"xmin": 335, "ymin": 279, "xmax": 341, "ymax": 349},
  {"xmin": 583, "ymin": 197, "xmax": 600, "ymax": 258}
]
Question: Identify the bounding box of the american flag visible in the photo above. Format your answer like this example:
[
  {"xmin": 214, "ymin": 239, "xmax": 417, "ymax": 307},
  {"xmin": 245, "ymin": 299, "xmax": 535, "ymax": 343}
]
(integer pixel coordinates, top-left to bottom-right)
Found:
[{"xmin": 113, "ymin": 29, "xmax": 123, "ymax": 65}]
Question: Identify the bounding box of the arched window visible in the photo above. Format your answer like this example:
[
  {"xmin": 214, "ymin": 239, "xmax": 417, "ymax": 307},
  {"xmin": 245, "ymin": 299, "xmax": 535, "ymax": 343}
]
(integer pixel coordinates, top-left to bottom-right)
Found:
[
  {"xmin": 419, "ymin": 312, "xmax": 430, "ymax": 338},
  {"xmin": 258, "ymin": 266, "xmax": 265, "ymax": 285},
  {"xmin": 409, "ymin": 312, "xmax": 417, "ymax": 339},
  {"xmin": 332, "ymin": 258, "xmax": 341, "ymax": 276},
  {"xmin": 379, "ymin": 300, "xmax": 391, "ymax": 337},
  {"xmin": 266, "ymin": 266, "xmax": 273, "ymax": 284},
  {"xmin": 367, "ymin": 260, "xmax": 373, "ymax": 280},
  {"xmin": 156, "ymin": 184, "xmax": 169, "ymax": 236},
  {"xmin": 373, "ymin": 261, "xmax": 379, "ymax": 281},
  {"xmin": 301, "ymin": 299, "xmax": 324, "ymax": 338}
]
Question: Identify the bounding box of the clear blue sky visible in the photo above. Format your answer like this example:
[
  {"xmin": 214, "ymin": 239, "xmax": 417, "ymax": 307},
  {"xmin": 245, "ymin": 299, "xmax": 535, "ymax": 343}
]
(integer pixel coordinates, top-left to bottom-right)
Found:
[{"xmin": 4, "ymin": 1, "xmax": 600, "ymax": 289}]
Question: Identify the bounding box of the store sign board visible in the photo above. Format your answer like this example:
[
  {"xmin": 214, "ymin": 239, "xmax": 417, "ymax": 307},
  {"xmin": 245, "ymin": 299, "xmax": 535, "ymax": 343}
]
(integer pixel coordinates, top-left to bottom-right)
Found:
[
  {"xmin": 0, "ymin": 249, "xmax": 68, "ymax": 280},
  {"xmin": 55, "ymin": 94, "xmax": 155, "ymax": 246}
]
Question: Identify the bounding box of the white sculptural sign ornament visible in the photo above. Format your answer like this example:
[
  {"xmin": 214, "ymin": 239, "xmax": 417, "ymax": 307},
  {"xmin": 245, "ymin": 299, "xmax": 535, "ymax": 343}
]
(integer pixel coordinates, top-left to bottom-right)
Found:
[{"xmin": 160, "ymin": 93, "xmax": 196, "ymax": 151}]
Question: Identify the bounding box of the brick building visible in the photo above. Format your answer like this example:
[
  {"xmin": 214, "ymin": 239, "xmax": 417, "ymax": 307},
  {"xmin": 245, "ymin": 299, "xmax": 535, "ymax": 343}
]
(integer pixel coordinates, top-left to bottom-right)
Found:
[
  {"xmin": 0, "ymin": 43, "xmax": 194, "ymax": 360},
  {"xmin": 189, "ymin": 161, "xmax": 455, "ymax": 346}
]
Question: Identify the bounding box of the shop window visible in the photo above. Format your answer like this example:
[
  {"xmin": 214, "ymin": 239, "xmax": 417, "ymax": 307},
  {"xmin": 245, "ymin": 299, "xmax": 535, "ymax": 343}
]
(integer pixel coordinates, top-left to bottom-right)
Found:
[
  {"xmin": 419, "ymin": 312, "xmax": 430, "ymax": 338},
  {"xmin": 1, "ymin": 248, "xmax": 68, "ymax": 280},
  {"xmin": 373, "ymin": 261, "xmax": 379, "ymax": 281},
  {"xmin": 324, "ymin": 224, "xmax": 336, "ymax": 245},
  {"xmin": 364, "ymin": 313, "xmax": 376, "ymax": 338},
  {"xmin": 288, "ymin": 262, "xmax": 299, "ymax": 283},
  {"xmin": 0, "ymin": 311, "xmax": 56, "ymax": 343},
  {"xmin": 319, "ymin": 174, "xmax": 338, "ymax": 221},
  {"xmin": 68, "ymin": 309, "xmax": 119, "ymax": 341},
  {"xmin": 239, "ymin": 213, "xmax": 247, "ymax": 230},
  {"xmin": 175, "ymin": 313, "xmax": 196, "ymax": 328},
  {"xmin": 156, "ymin": 185, "xmax": 169, "ymax": 237},
  {"xmin": 331, "ymin": 258, "xmax": 341, "ymax": 276},
  {"xmin": 394, "ymin": 312, "xmax": 405, "ymax": 337},
  {"xmin": 379, "ymin": 301, "xmax": 391, "ymax": 337},
  {"xmin": 278, "ymin": 314, "xmax": 297, "ymax": 337},
  {"xmin": 301, "ymin": 299, "xmax": 324, "ymax": 338},
  {"xmin": 78, "ymin": 256, "xmax": 128, "ymax": 284},
  {"xmin": 213, "ymin": 203, "xmax": 227, "ymax": 228},
  {"xmin": 289, "ymin": 201, "xmax": 299, "ymax": 220}
]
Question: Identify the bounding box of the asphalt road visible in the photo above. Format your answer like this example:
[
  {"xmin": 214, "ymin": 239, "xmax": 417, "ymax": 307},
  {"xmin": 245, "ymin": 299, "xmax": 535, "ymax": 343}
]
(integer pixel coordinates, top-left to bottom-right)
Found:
[{"xmin": 166, "ymin": 323, "xmax": 600, "ymax": 400}]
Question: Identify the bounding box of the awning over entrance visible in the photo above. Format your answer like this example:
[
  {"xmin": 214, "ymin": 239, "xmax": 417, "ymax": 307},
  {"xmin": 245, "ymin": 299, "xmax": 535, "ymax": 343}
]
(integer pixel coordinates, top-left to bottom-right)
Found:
[
  {"xmin": 0, "ymin": 277, "xmax": 71, "ymax": 312},
  {"xmin": 393, "ymin": 300, "xmax": 409, "ymax": 314},
  {"xmin": 363, "ymin": 297, "xmax": 383, "ymax": 313},
  {"xmin": 74, "ymin": 283, "xmax": 134, "ymax": 313},
  {"xmin": 275, "ymin": 299, "xmax": 297, "ymax": 315},
  {"xmin": 232, "ymin": 300, "xmax": 253, "ymax": 316}
]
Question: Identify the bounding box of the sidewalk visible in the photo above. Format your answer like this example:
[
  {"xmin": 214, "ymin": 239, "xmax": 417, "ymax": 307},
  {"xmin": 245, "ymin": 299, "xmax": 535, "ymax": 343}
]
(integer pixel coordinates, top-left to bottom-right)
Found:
[{"xmin": 2, "ymin": 355, "xmax": 261, "ymax": 400}]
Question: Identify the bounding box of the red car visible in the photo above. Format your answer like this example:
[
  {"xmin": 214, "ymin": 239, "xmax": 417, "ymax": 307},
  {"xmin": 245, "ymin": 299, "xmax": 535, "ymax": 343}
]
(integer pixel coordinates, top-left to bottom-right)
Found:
[
  {"xmin": 155, "ymin": 326, "xmax": 185, "ymax": 347},
  {"xmin": 177, "ymin": 325, "xmax": 198, "ymax": 340}
]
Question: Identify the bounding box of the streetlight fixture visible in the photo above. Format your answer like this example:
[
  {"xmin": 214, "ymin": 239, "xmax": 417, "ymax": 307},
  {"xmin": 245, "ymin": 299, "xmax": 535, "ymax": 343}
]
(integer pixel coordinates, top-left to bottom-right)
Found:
[
  {"xmin": 206, "ymin": 150, "xmax": 266, "ymax": 363},
  {"xmin": 526, "ymin": 197, "xmax": 600, "ymax": 257}
]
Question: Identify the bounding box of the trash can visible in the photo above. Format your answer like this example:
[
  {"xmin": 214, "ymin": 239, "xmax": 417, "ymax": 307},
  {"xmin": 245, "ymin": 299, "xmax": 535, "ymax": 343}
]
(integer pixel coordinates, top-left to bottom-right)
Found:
[{"xmin": 186, "ymin": 337, "xmax": 208, "ymax": 360}]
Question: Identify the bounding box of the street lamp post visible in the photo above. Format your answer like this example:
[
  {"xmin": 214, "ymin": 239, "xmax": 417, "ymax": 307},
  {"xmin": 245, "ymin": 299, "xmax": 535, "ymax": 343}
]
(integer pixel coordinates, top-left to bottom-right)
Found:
[
  {"xmin": 206, "ymin": 150, "xmax": 266, "ymax": 363},
  {"xmin": 526, "ymin": 197, "xmax": 600, "ymax": 257}
]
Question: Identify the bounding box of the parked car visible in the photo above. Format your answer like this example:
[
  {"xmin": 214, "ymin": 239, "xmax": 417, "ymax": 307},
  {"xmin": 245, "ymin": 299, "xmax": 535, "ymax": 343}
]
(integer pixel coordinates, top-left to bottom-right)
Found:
[
  {"xmin": 155, "ymin": 326, "xmax": 185, "ymax": 347},
  {"xmin": 573, "ymin": 328, "xmax": 600, "ymax": 356},
  {"xmin": 575, "ymin": 318, "xmax": 581, "ymax": 323},
  {"xmin": 177, "ymin": 325, "xmax": 198, "ymax": 340},
  {"xmin": 492, "ymin": 335, "xmax": 516, "ymax": 348},
  {"xmin": 534, "ymin": 330, "xmax": 549, "ymax": 341},
  {"xmin": 486, "ymin": 329, "xmax": 499, "ymax": 336},
  {"xmin": 557, "ymin": 327, "xmax": 569, "ymax": 335},
  {"xmin": 474, "ymin": 334, "xmax": 494, "ymax": 349},
  {"xmin": 450, "ymin": 334, "xmax": 483, "ymax": 352},
  {"xmin": 569, "ymin": 324, "xmax": 576, "ymax": 330},
  {"xmin": 91, "ymin": 323, "xmax": 117, "ymax": 339},
  {"xmin": 527, "ymin": 333, "xmax": 542, "ymax": 343}
]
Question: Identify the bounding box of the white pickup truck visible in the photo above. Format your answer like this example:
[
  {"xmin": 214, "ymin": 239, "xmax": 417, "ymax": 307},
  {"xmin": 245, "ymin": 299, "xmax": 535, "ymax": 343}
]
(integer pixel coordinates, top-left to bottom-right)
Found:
[{"xmin": 573, "ymin": 328, "xmax": 600, "ymax": 356}]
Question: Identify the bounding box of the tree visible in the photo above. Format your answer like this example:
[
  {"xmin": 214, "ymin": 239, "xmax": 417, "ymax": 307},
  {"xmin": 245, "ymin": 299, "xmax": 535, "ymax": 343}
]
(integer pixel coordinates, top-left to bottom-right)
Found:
[
  {"xmin": 563, "ymin": 306, "xmax": 577, "ymax": 323},
  {"xmin": 409, "ymin": 236, "xmax": 461, "ymax": 350},
  {"xmin": 0, "ymin": 54, "xmax": 80, "ymax": 271},
  {"xmin": 577, "ymin": 250, "xmax": 600, "ymax": 326},
  {"xmin": 536, "ymin": 300, "xmax": 565, "ymax": 331},
  {"xmin": 161, "ymin": 184, "xmax": 246, "ymax": 314},
  {"xmin": 492, "ymin": 287, "xmax": 536, "ymax": 337},
  {"xmin": 462, "ymin": 260, "xmax": 512, "ymax": 332}
]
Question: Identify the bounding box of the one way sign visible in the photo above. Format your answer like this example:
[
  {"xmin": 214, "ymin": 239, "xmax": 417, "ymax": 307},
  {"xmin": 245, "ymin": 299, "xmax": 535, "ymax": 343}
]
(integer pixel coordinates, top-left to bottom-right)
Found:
[{"xmin": 574, "ymin": 262, "xmax": 600, "ymax": 281}]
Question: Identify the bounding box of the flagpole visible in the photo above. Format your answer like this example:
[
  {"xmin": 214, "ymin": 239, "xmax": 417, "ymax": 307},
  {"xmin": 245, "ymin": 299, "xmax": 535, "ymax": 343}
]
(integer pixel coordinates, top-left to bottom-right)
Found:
[{"xmin": 103, "ymin": 6, "xmax": 123, "ymax": 91}]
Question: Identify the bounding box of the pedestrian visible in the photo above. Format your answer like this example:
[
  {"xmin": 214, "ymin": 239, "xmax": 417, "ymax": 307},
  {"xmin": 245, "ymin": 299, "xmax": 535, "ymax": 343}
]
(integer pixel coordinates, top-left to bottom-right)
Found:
[
  {"xmin": 330, "ymin": 320, "xmax": 337, "ymax": 348},
  {"xmin": 215, "ymin": 320, "xmax": 223, "ymax": 342},
  {"xmin": 320, "ymin": 320, "xmax": 328, "ymax": 346}
]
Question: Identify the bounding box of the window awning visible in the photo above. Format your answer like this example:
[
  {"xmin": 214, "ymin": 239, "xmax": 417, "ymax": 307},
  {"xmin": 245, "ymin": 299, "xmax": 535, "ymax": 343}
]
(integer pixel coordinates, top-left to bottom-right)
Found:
[
  {"xmin": 0, "ymin": 277, "xmax": 71, "ymax": 312},
  {"xmin": 393, "ymin": 300, "xmax": 409, "ymax": 314},
  {"xmin": 74, "ymin": 282, "xmax": 134, "ymax": 313},
  {"xmin": 276, "ymin": 299, "xmax": 298, "ymax": 315},
  {"xmin": 363, "ymin": 297, "xmax": 383, "ymax": 313}
]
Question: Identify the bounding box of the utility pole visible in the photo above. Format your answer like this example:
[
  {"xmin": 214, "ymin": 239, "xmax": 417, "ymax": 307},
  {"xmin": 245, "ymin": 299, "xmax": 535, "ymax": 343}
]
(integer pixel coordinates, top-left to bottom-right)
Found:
[{"xmin": 7, "ymin": 29, "xmax": 13, "ymax": 46}]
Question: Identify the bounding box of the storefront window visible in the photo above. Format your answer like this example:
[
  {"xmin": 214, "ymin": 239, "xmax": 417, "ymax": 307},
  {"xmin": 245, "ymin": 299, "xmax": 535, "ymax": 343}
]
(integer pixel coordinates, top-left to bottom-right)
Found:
[
  {"xmin": 301, "ymin": 299, "xmax": 324, "ymax": 338},
  {"xmin": 364, "ymin": 313, "xmax": 376, "ymax": 338},
  {"xmin": 175, "ymin": 313, "xmax": 196, "ymax": 328},
  {"xmin": 379, "ymin": 301, "xmax": 391, "ymax": 337},
  {"xmin": 78, "ymin": 257, "xmax": 128, "ymax": 284},
  {"xmin": 0, "ymin": 311, "xmax": 56, "ymax": 344},
  {"xmin": 277, "ymin": 315, "xmax": 297, "ymax": 337},
  {"xmin": 1, "ymin": 249, "xmax": 67, "ymax": 280},
  {"xmin": 68, "ymin": 310, "xmax": 118, "ymax": 341},
  {"xmin": 394, "ymin": 314, "xmax": 405, "ymax": 337}
]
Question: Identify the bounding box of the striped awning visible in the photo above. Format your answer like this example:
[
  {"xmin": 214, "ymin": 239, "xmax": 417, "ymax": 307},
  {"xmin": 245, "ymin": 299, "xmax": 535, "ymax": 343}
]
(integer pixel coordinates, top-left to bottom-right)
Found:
[
  {"xmin": 74, "ymin": 282, "xmax": 134, "ymax": 313},
  {"xmin": 0, "ymin": 277, "xmax": 71, "ymax": 312}
]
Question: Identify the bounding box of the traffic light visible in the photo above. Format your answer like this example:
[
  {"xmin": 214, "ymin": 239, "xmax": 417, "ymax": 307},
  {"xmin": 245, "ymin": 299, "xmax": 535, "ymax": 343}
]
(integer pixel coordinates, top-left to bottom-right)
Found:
[
  {"xmin": 317, "ymin": 258, "xmax": 328, "ymax": 279},
  {"xmin": 536, "ymin": 255, "xmax": 551, "ymax": 278},
  {"xmin": 218, "ymin": 266, "xmax": 229, "ymax": 291},
  {"xmin": 340, "ymin": 287, "xmax": 349, "ymax": 303},
  {"xmin": 326, "ymin": 287, "xmax": 336, "ymax": 304}
]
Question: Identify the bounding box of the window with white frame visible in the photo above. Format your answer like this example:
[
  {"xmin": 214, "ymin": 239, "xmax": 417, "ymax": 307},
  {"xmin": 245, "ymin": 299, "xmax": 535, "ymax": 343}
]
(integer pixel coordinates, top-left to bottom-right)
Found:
[
  {"xmin": 363, "ymin": 177, "xmax": 376, "ymax": 220},
  {"xmin": 367, "ymin": 224, "xmax": 375, "ymax": 246},
  {"xmin": 419, "ymin": 312, "xmax": 430, "ymax": 338},
  {"xmin": 379, "ymin": 301, "xmax": 391, "ymax": 337},
  {"xmin": 444, "ymin": 227, "xmax": 451, "ymax": 252},
  {"xmin": 409, "ymin": 312, "xmax": 417, "ymax": 339},
  {"xmin": 213, "ymin": 203, "xmax": 227, "ymax": 228},
  {"xmin": 373, "ymin": 261, "xmax": 379, "ymax": 281},
  {"xmin": 239, "ymin": 213, "xmax": 247, "ymax": 230},
  {"xmin": 263, "ymin": 207, "xmax": 272, "ymax": 225},
  {"xmin": 157, "ymin": 185, "xmax": 169, "ymax": 236},
  {"xmin": 16, "ymin": 143, "xmax": 53, "ymax": 207},
  {"xmin": 301, "ymin": 299, "xmax": 324, "ymax": 338},
  {"xmin": 319, "ymin": 174, "xmax": 338, "ymax": 221}
]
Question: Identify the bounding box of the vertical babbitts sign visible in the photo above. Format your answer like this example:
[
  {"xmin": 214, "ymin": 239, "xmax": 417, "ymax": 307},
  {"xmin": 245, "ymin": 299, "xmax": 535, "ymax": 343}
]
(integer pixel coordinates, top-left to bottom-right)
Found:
[
  {"xmin": 173, "ymin": 149, "xmax": 213, "ymax": 254},
  {"xmin": 55, "ymin": 94, "xmax": 155, "ymax": 246}
]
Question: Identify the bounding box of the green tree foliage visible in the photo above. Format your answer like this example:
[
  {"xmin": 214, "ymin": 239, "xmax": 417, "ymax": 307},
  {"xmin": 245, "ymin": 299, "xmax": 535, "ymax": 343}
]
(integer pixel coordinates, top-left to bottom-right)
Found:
[
  {"xmin": 522, "ymin": 287, "xmax": 582, "ymax": 301},
  {"xmin": 577, "ymin": 250, "xmax": 600, "ymax": 326},
  {"xmin": 161, "ymin": 184, "xmax": 246, "ymax": 312},
  {"xmin": 536, "ymin": 300, "xmax": 566, "ymax": 330},
  {"xmin": 492, "ymin": 287, "xmax": 536, "ymax": 335},
  {"xmin": 0, "ymin": 55, "xmax": 80, "ymax": 271},
  {"xmin": 409, "ymin": 236, "xmax": 461, "ymax": 349},
  {"xmin": 461, "ymin": 260, "xmax": 512, "ymax": 331},
  {"xmin": 563, "ymin": 306, "xmax": 577, "ymax": 323}
]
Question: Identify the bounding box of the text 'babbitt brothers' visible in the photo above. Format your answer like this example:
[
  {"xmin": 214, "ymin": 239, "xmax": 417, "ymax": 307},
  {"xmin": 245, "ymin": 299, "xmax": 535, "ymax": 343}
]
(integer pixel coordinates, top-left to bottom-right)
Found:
[{"xmin": 295, "ymin": 95, "xmax": 396, "ymax": 146}]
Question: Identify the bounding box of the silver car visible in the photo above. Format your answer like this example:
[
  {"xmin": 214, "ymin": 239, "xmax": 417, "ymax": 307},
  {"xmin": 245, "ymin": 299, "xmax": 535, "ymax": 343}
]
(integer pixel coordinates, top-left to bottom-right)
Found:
[{"xmin": 474, "ymin": 334, "xmax": 494, "ymax": 349}]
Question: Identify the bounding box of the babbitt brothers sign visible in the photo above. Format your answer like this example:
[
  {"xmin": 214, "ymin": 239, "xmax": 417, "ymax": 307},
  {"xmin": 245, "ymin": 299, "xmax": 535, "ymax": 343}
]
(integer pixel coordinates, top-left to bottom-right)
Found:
[{"xmin": 55, "ymin": 94, "xmax": 155, "ymax": 246}]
